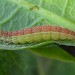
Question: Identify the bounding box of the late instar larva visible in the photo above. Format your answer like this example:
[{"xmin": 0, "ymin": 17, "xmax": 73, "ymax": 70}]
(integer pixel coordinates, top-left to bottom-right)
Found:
[{"xmin": 0, "ymin": 25, "xmax": 75, "ymax": 44}]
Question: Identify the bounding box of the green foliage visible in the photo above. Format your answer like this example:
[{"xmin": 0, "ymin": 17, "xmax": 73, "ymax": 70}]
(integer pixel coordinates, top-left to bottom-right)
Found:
[
  {"xmin": 0, "ymin": 50, "xmax": 38, "ymax": 75},
  {"xmin": 0, "ymin": 1, "xmax": 75, "ymax": 74}
]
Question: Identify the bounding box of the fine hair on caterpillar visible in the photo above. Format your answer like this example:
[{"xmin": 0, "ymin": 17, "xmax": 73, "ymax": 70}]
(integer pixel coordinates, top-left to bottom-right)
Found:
[{"xmin": 0, "ymin": 25, "xmax": 75, "ymax": 44}]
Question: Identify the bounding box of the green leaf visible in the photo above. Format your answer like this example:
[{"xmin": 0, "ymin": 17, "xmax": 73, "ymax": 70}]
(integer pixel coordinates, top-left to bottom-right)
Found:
[
  {"xmin": 30, "ymin": 44, "xmax": 75, "ymax": 63},
  {"xmin": 0, "ymin": 0, "xmax": 75, "ymax": 49},
  {"xmin": 0, "ymin": 0, "xmax": 75, "ymax": 62}
]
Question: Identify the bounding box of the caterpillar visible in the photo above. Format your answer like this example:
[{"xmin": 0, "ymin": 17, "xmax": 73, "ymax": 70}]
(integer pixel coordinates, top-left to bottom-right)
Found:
[{"xmin": 0, "ymin": 25, "xmax": 75, "ymax": 44}]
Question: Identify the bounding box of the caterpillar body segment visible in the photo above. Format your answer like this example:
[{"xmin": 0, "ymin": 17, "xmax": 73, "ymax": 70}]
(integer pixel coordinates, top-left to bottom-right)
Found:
[
  {"xmin": 25, "ymin": 34, "xmax": 34, "ymax": 43},
  {"xmin": 42, "ymin": 32, "xmax": 51, "ymax": 41},
  {"xmin": 51, "ymin": 32, "xmax": 59, "ymax": 40},
  {"xmin": 18, "ymin": 35, "xmax": 26, "ymax": 44},
  {"xmin": 0, "ymin": 25, "xmax": 75, "ymax": 44}
]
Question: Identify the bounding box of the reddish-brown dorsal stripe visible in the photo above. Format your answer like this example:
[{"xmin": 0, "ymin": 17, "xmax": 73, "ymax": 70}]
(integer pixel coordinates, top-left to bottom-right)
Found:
[{"xmin": 0, "ymin": 25, "xmax": 75, "ymax": 37}]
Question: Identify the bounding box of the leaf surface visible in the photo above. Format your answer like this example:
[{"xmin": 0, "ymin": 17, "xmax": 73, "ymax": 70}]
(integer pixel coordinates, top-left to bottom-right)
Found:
[{"xmin": 0, "ymin": 0, "xmax": 75, "ymax": 62}]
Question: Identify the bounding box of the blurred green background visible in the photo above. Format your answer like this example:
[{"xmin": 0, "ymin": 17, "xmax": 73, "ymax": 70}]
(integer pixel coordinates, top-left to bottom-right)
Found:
[{"xmin": 0, "ymin": 50, "xmax": 75, "ymax": 75}]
